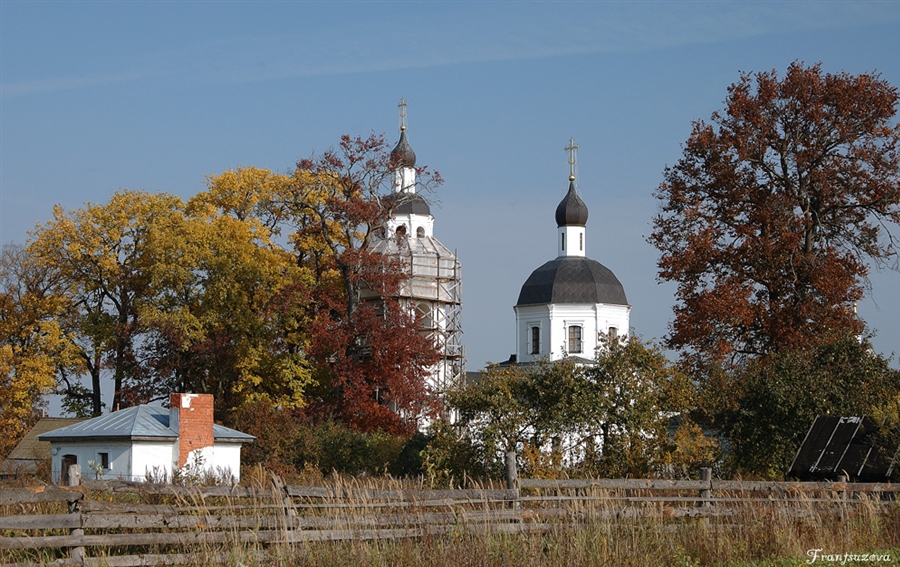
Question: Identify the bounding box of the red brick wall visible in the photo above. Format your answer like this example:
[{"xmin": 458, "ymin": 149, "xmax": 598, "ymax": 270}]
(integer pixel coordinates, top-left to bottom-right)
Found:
[{"xmin": 170, "ymin": 393, "xmax": 214, "ymax": 467}]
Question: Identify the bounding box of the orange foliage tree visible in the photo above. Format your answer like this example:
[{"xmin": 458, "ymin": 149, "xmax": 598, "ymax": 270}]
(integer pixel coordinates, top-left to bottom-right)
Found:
[
  {"xmin": 284, "ymin": 135, "xmax": 442, "ymax": 435},
  {"xmin": 650, "ymin": 62, "xmax": 900, "ymax": 367}
]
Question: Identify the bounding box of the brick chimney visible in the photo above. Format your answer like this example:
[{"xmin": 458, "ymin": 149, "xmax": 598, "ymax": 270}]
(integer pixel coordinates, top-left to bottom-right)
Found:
[{"xmin": 169, "ymin": 393, "xmax": 214, "ymax": 467}]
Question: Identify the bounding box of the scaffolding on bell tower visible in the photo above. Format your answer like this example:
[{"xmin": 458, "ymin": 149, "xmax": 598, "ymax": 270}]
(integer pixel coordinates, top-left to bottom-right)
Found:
[
  {"xmin": 397, "ymin": 238, "xmax": 464, "ymax": 395},
  {"xmin": 367, "ymin": 235, "xmax": 465, "ymax": 396}
]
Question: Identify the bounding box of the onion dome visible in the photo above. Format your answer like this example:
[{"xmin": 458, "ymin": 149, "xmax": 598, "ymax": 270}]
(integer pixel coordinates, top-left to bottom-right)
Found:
[
  {"xmin": 516, "ymin": 256, "xmax": 627, "ymax": 306},
  {"xmin": 555, "ymin": 179, "xmax": 589, "ymax": 227},
  {"xmin": 391, "ymin": 129, "xmax": 417, "ymax": 169}
]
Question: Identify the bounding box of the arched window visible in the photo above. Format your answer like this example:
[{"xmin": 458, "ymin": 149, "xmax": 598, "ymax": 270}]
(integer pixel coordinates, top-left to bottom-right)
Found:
[{"xmin": 416, "ymin": 226, "xmax": 425, "ymax": 238}]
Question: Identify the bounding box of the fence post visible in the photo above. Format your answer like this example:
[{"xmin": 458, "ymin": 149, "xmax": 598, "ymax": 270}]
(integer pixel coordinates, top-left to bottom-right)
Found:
[
  {"xmin": 67, "ymin": 464, "xmax": 85, "ymax": 563},
  {"xmin": 699, "ymin": 467, "xmax": 712, "ymax": 508},
  {"xmin": 271, "ymin": 474, "xmax": 297, "ymax": 517},
  {"xmin": 505, "ymin": 450, "xmax": 519, "ymax": 509}
]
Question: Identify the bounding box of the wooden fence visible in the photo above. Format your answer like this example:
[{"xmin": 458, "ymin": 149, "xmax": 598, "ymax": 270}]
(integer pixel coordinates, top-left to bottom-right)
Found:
[{"xmin": 1, "ymin": 473, "xmax": 898, "ymax": 567}]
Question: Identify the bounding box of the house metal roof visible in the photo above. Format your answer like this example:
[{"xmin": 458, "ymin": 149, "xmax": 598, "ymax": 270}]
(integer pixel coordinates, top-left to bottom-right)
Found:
[{"xmin": 38, "ymin": 405, "xmax": 254, "ymax": 443}]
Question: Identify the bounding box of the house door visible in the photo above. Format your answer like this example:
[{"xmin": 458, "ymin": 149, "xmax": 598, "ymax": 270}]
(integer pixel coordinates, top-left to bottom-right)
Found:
[{"xmin": 61, "ymin": 455, "xmax": 77, "ymax": 485}]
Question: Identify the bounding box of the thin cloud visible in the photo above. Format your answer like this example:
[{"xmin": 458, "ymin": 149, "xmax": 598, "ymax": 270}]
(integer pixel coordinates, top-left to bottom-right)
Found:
[
  {"xmin": 1, "ymin": 73, "xmax": 140, "ymax": 98},
  {"xmin": 3, "ymin": 3, "xmax": 897, "ymax": 95}
]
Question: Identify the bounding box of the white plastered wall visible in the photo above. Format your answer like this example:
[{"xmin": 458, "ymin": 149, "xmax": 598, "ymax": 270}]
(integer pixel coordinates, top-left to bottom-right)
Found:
[{"xmin": 515, "ymin": 303, "xmax": 631, "ymax": 363}]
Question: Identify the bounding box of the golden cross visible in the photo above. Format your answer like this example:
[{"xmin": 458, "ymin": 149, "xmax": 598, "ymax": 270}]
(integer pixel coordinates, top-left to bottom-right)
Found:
[
  {"xmin": 564, "ymin": 138, "xmax": 579, "ymax": 181},
  {"xmin": 398, "ymin": 97, "xmax": 408, "ymax": 131}
]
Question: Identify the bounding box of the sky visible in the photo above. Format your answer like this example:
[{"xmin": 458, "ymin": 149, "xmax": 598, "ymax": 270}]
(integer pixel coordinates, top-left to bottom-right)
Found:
[{"xmin": 2, "ymin": 1, "xmax": 899, "ymax": 413}]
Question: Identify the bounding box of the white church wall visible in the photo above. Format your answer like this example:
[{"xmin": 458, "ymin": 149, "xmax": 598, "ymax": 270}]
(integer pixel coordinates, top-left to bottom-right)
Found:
[
  {"xmin": 516, "ymin": 302, "xmax": 631, "ymax": 363},
  {"xmin": 557, "ymin": 225, "xmax": 586, "ymax": 258}
]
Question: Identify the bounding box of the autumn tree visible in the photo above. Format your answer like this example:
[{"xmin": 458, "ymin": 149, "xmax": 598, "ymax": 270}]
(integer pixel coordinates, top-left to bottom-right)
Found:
[
  {"xmin": 650, "ymin": 62, "xmax": 900, "ymax": 366},
  {"xmin": 281, "ymin": 134, "xmax": 442, "ymax": 435},
  {"xmin": 0, "ymin": 244, "xmax": 79, "ymax": 456},
  {"xmin": 146, "ymin": 168, "xmax": 312, "ymax": 411},
  {"xmin": 27, "ymin": 191, "xmax": 187, "ymax": 415}
]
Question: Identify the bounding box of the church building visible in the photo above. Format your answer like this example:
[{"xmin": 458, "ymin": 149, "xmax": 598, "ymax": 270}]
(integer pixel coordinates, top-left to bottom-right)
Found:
[
  {"xmin": 513, "ymin": 140, "xmax": 630, "ymax": 364},
  {"xmin": 367, "ymin": 99, "xmax": 464, "ymax": 394}
]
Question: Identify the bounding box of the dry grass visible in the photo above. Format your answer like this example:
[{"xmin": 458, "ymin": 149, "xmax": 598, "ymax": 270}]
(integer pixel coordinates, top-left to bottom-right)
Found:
[{"xmin": 2, "ymin": 477, "xmax": 899, "ymax": 567}]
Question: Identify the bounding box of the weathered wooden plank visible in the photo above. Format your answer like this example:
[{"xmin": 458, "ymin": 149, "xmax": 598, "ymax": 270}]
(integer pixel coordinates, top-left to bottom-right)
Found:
[
  {"xmin": 520, "ymin": 478, "xmax": 710, "ymax": 490},
  {"xmin": 78, "ymin": 508, "xmax": 529, "ymax": 532},
  {"xmin": 284, "ymin": 485, "xmax": 330, "ymax": 498},
  {"xmin": 283, "ymin": 486, "xmax": 518, "ymax": 501},
  {"xmin": 78, "ymin": 500, "xmax": 178, "ymax": 515},
  {"xmin": 0, "ymin": 550, "xmax": 271, "ymax": 567},
  {"xmin": 0, "ymin": 513, "xmax": 79, "ymax": 530},
  {"xmin": 711, "ymin": 480, "xmax": 900, "ymax": 493},
  {"xmin": 81, "ymin": 479, "xmax": 264, "ymax": 499},
  {"xmin": 85, "ymin": 550, "xmax": 270, "ymax": 567},
  {"xmin": 0, "ymin": 486, "xmax": 84, "ymax": 506}
]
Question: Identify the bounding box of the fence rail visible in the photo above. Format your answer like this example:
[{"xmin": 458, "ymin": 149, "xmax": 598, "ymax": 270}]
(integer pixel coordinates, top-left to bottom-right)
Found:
[{"xmin": 1, "ymin": 473, "xmax": 898, "ymax": 567}]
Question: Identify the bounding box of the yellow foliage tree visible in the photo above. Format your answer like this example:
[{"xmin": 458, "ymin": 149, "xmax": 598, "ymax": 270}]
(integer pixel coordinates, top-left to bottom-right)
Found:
[{"xmin": 0, "ymin": 244, "xmax": 80, "ymax": 457}]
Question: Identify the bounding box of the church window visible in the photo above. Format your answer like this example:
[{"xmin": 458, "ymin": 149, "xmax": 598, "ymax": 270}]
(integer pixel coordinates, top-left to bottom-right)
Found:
[
  {"xmin": 396, "ymin": 225, "xmax": 407, "ymax": 237},
  {"xmin": 608, "ymin": 327, "xmax": 618, "ymax": 343},
  {"xmin": 580, "ymin": 233, "xmax": 583, "ymax": 251},
  {"xmin": 568, "ymin": 325, "xmax": 583, "ymax": 353},
  {"xmin": 561, "ymin": 233, "xmax": 565, "ymax": 251},
  {"xmin": 416, "ymin": 226, "xmax": 425, "ymax": 238},
  {"xmin": 530, "ymin": 327, "xmax": 540, "ymax": 355}
]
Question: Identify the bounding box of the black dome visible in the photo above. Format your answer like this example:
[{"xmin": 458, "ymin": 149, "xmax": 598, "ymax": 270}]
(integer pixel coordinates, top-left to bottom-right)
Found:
[
  {"xmin": 555, "ymin": 180, "xmax": 589, "ymax": 227},
  {"xmin": 391, "ymin": 130, "xmax": 417, "ymax": 168},
  {"xmin": 391, "ymin": 192, "xmax": 431, "ymax": 216},
  {"xmin": 516, "ymin": 256, "xmax": 627, "ymax": 306}
]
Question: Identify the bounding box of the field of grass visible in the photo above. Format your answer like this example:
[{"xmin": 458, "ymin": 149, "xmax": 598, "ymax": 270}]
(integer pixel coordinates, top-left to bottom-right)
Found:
[{"xmin": 2, "ymin": 473, "xmax": 898, "ymax": 567}]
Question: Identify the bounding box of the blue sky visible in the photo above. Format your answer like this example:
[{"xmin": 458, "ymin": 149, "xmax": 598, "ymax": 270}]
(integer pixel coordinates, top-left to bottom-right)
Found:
[{"xmin": 2, "ymin": 1, "xmax": 899, "ymax": 403}]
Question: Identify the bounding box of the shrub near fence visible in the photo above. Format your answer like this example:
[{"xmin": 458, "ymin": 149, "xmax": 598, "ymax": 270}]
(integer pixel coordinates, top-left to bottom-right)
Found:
[{"xmin": 1, "ymin": 470, "xmax": 899, "ymax": 567}]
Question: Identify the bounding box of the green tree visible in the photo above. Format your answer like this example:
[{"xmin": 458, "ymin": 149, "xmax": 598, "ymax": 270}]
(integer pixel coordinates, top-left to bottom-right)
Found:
[
  {"xmin": 711, "ymin": 333, "xmax": 900, "ymax": 478},
  {"xmin": 449, "ymin": 336, "xmax": 704, "ymax": 479},
  {"xmin": 578, "ymin": 336, "xmax": 698, "ymax": 478},
  {"xmin": 448, "ymin": 358, "xmax": 584, "ymax": 467}
]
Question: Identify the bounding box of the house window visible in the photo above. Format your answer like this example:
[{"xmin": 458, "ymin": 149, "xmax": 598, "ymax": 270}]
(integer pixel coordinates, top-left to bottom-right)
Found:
[
  {"xmin": 530, "ymin": 327, "xmax": 540, "ymax": 355},
  {"xmin": 568, "ymin": 325, "xmax": 583, "ymax": 353},
  {"xmin": 99, "ymin": 452, "xmax": 110, "ymax": 469}
]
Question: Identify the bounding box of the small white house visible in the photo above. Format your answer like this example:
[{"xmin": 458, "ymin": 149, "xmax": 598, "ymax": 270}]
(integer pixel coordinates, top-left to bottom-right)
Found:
[{"xmin": 39, "ymin": 393, "xmax": 254, "ymax": 484}]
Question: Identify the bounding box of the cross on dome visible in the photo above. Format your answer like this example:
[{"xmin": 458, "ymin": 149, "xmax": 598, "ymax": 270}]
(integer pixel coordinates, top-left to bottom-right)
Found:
[
  {"xmin": 398, "ymin": 97, "xmax": 408, "ymax": 131},
  {"xmin": 565, "ymin": 138, "xmax": 579, "ymax": 181}
]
